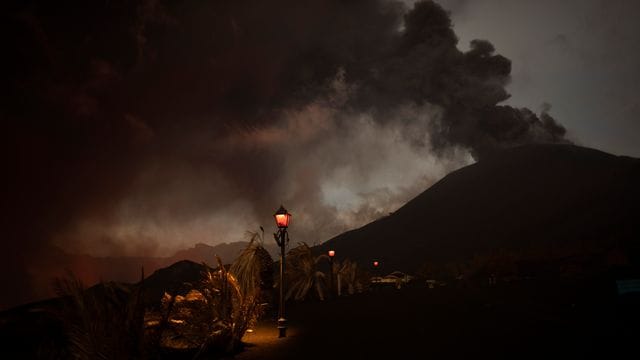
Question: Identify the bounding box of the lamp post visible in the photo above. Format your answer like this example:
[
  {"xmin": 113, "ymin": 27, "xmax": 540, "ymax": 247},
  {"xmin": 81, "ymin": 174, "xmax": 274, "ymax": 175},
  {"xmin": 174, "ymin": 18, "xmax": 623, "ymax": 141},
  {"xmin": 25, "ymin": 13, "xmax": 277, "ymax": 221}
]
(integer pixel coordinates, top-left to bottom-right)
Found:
[
  {"xmin": 372, "ymin": 260, "xmax": 380, "ymax": 291},
  {"xmin": 328, "ymin": 250, "xmax": 335, "ymax": 298},
  {"xmin": 273, "ymin": 205, "xmax": 291, "ymax": 338}
]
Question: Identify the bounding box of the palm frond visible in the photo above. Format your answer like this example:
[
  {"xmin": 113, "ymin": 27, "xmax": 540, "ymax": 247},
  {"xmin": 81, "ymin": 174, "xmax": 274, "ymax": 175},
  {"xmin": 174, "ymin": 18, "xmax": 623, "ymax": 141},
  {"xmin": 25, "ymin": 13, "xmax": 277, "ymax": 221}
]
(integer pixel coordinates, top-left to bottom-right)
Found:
[
  {"xmin": 283, "ymin": 243, "xmax": 328, "ymax": 301},
  {"xmin": 53, "ymin": 271, "xmax": 147, "ymax": 359}
]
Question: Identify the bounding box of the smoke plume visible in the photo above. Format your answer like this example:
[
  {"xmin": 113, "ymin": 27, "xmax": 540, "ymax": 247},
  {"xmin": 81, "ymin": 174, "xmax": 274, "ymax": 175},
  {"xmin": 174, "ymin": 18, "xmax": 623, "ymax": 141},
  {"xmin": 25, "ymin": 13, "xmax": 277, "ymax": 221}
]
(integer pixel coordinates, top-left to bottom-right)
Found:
[{"xmin": 2, "ymin": 0, "xmax": 568, "ymax": 307}]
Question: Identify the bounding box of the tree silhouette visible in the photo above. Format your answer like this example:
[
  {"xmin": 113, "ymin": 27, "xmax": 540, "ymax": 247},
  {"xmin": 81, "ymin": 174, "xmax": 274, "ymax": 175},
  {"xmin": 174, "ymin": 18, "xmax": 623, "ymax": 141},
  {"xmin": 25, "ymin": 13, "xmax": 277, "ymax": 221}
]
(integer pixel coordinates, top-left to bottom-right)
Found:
[{"xmin": 283, "ymin": 243, "xmax": 327, "ymax": 301}]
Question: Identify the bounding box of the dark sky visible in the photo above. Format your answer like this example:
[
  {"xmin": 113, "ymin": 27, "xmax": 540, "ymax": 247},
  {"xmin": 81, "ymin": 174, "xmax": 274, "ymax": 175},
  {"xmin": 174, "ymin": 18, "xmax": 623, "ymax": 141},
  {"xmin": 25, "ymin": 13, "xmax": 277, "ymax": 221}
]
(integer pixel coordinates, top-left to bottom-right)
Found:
[{"xmin": 2, "ymin": 0, "xmax": 636, "ymax": 304}]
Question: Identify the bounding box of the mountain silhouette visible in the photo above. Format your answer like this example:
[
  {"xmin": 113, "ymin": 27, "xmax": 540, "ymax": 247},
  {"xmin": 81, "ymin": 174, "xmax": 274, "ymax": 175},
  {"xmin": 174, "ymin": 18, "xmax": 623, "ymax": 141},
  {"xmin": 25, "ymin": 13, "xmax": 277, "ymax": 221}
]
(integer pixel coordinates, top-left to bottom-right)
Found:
[{"xmin": 320, "ymin": 144, "xmax": 640, "ymax": 273}]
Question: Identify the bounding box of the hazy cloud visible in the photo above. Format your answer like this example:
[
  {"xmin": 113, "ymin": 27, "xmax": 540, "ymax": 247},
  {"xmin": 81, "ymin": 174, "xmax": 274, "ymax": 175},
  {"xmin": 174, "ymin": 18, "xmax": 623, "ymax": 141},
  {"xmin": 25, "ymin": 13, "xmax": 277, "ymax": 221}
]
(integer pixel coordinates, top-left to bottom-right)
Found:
[{"xmin": 3, "ymin": 0, "xmax": 569, "ymax": 306}]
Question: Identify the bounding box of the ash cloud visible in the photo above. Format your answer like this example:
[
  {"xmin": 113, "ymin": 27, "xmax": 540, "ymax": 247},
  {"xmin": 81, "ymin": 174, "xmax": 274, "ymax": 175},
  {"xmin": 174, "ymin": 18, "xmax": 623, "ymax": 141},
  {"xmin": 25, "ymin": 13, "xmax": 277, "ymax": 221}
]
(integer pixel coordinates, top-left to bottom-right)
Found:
[{"xmin": 3, "ymin": 0, "xmax": 567, "ymax": 307}]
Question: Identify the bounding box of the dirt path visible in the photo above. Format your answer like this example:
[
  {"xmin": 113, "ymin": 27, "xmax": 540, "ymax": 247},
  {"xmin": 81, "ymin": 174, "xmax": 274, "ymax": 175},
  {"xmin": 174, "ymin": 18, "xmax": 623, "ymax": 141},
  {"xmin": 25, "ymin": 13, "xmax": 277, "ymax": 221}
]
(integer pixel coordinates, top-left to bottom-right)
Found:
[{"xmin": 231, "ymin": 320, "xmax": 300, "ymax": 359}]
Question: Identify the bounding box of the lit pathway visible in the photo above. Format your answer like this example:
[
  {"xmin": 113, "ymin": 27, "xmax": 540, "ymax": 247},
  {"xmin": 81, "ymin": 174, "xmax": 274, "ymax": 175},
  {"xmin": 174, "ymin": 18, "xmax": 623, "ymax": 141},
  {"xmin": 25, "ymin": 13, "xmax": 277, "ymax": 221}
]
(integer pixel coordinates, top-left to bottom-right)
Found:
[{"xmin": 232, "ymin": 320, "xmax": 300, "ymax": 359}]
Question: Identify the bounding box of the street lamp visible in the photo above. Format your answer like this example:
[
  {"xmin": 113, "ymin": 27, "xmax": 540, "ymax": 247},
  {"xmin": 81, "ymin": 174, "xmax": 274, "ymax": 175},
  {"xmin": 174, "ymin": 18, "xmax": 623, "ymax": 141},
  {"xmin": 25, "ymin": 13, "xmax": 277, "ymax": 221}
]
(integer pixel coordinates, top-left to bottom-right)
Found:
[
  {"xmin": 273, "ymin": 205, "xmax": 291, "ymax": 338},
  {"xmin": 372, "ymin": 260, "xmax": 380, "ymax": 291},
  {"xmin": 373, "ymin": 260, "xmax": 380, "ymax": 279},
  {"xmin": 328, "ymin": 250, "xmax": 335, "ymax": 298}
]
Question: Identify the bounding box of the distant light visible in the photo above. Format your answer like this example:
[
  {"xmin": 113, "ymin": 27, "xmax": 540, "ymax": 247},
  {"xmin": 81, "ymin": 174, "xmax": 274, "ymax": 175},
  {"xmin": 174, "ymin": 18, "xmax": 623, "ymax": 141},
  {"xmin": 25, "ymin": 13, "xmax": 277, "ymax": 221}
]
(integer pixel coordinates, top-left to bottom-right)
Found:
[
  {"xmin": 274, "ymin": 205, "xmax": 291, "ymax": 229},
  {"xmin": 373, "ymin": 261, "xmax": 379, "ymax": 267},
  {"xmin": 328, "ymin": 250, "xmax": 335, "ymax": 257}
]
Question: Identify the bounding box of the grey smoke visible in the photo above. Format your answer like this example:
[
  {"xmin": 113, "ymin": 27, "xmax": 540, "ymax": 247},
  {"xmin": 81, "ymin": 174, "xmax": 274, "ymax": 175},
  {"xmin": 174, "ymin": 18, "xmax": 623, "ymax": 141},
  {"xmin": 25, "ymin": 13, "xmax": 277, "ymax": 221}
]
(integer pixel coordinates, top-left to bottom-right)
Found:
[{"xmin": 3, "ymin": 0, "xmax": 568, "ymax": 306}]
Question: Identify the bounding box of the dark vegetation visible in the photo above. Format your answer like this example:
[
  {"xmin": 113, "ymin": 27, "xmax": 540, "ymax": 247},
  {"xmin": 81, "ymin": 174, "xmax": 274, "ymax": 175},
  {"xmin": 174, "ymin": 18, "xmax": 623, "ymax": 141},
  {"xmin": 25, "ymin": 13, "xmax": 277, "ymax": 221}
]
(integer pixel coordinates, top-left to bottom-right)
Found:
[
  {"xmin": 8, "ymin": 241, "xmax": 279, "ymax": 311},
  {"xmin": 0, "ymin": 234, "xmax": 275, "ymax": 359}
]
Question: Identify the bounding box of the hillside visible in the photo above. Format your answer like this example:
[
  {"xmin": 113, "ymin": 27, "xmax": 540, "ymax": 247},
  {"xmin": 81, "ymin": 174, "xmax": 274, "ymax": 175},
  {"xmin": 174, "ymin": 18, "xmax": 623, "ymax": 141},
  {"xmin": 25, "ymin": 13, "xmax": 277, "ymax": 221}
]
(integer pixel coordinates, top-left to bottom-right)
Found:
[{"xmin": 319, "ymin": 144, "xmax": 640, "ymax": 272}]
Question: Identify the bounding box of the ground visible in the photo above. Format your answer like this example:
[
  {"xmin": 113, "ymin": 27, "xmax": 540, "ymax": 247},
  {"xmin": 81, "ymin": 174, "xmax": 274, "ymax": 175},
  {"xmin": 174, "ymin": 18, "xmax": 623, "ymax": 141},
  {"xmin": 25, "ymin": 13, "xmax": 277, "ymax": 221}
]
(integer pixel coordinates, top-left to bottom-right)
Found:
[
  {"xmin": 1, "ymin": 277, "xmax": 637, "ymax": 358},
  {"xmin": 234, "ymin": 279, "xmax": 638, "ymax": 359}
]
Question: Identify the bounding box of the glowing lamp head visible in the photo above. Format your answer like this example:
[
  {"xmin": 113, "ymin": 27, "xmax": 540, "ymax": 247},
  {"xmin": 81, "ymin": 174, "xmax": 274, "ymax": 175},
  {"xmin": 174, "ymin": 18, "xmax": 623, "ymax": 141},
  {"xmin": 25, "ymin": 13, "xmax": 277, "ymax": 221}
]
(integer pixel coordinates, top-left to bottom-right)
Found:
[
  {"xmin": 373, "ymin": 261, "xmax": 379, "ymax": 267},
  {"xmin": 328, "ymin": 250, "xmax": 335, "ymax": 258},
  {"xmin": 274, "ymin": 205, "xmax": 291, "ymax": 229}
]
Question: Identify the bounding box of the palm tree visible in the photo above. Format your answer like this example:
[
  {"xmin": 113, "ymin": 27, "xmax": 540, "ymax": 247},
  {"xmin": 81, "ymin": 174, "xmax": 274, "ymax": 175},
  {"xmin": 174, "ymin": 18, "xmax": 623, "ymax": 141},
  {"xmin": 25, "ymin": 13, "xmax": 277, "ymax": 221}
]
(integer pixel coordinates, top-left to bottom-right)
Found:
[
  {"xmin": 201, "ymin": 233, "xmax": 273, "ymax": 353},
  {"xmin": 53, "ymin": 270, "xmax": 147, "ymax": 359},
  {"xmin": 199, "ymin": 255, "xmax": 262, "ymax": 354},
  {"xmin": 284, "ymin": 243, "xmax": 328, "ymax": 301},
  {"xmin": 163, "ymin": 233, "xmax": 273, "ymax": 356},
  {"xmin": 230, "ymin": 229, "xmax": 274, "ymax": 301},
  {"xmin": 336, "ymin": 259, "xmax": 361, "ymax": 296}
]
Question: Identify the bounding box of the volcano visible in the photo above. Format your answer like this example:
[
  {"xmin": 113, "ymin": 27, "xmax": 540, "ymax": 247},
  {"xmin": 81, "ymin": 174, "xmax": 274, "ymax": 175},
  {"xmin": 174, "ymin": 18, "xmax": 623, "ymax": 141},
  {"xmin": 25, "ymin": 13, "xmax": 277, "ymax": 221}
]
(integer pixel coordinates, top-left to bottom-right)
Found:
[{"xmin": 320, "ymin": 144, "xmax": 640, "ymax": 273}]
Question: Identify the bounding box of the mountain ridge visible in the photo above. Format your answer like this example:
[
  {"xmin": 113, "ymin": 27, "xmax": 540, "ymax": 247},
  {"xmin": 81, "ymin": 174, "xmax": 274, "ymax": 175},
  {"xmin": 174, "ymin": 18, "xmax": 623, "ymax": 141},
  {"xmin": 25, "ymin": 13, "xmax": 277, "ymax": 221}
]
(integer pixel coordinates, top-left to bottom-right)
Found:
[{"xmin": 319, "ymin": 144, "xmax": 640, "ymax": 272}]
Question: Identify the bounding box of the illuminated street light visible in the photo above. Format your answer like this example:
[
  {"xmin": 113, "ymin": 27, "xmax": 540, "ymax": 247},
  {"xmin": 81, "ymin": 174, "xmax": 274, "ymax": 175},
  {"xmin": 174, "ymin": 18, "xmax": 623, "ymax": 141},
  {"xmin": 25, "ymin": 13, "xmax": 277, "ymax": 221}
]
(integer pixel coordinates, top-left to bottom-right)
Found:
[
  {"xmin": 274, "ymin": 205, "xmax": 291, "ymax": 229},
  {"xmin": 273, "ymin": 205, "xmax": 291, "ymax": 338},
  {"xmin": 328, "ymin": 250, "xmax": 336, "ymax": 298},
  {"xmin": 371, "ymin": 260, "xmax": 381, "ymax": 292}
]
